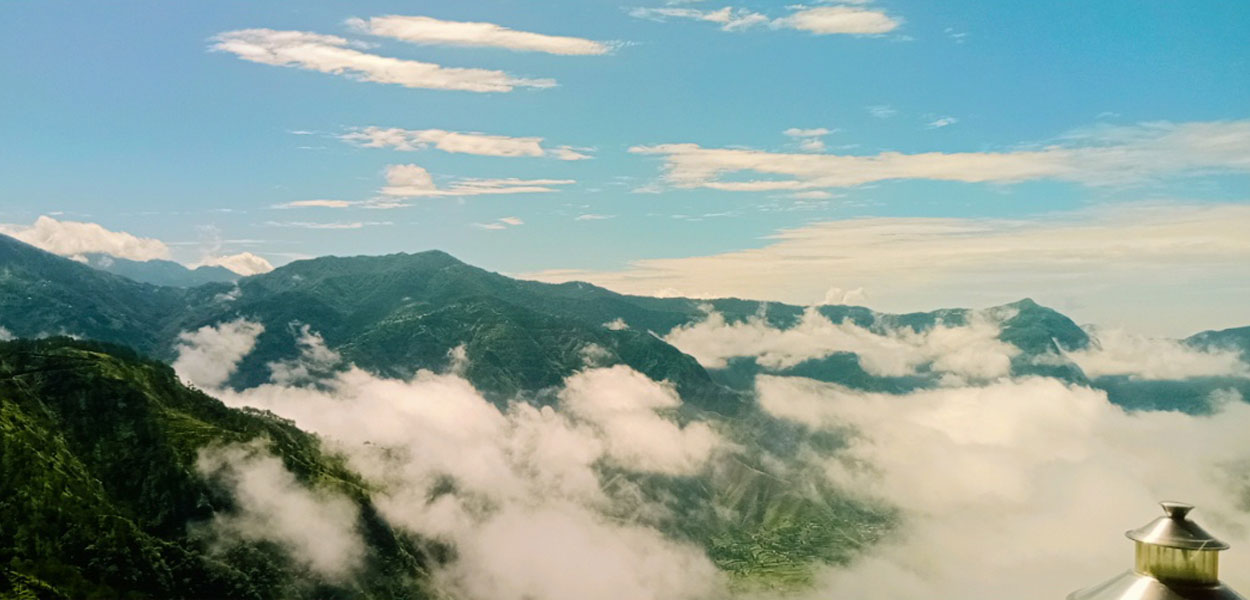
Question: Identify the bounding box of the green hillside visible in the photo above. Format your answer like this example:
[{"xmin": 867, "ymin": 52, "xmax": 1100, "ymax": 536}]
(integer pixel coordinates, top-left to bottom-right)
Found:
[{"xmin": 0, "ymin": 338, "xmax": 430, "ymax": 599}]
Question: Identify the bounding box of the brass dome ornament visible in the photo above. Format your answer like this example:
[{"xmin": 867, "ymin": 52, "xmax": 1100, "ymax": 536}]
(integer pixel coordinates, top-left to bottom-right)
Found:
[{"xmin": 1068, "ymin": 502, "xmax": 1245, "ymax": 600}]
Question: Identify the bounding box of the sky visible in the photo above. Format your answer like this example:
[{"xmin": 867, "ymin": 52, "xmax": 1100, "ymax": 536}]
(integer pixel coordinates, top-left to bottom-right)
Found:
[{"xmin": 1, "ymin": 0, "xmax": 1248, "ymax": 335}]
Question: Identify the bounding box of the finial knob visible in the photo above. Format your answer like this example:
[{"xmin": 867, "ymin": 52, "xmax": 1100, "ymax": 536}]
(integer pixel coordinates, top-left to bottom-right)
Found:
[{"xmin": 1161, "ymin": 501, "xmax": 1194, "ymax": 520}]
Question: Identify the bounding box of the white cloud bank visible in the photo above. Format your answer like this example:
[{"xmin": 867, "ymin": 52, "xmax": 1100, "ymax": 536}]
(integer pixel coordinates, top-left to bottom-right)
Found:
[
  {"xmin": 631, "ymin": 120, "xmax": 1250, "ymax": 192},
  {"xmin": 524, "ymin": 203, "xmax": 1250, "ymax": 337},
  {"xmin": 665, "ymin": 307, "xmax": 1018, "ymax": 380},
  {"xmin": 1068, "ymin": 328, "xmax": 1250, "ymax": 380},
  {"xmin": 342, "ymin": 126, "xmax": 591, "ymax": 160},
  {"xmin": 756, "ymin": 376, "xmax": 1250, "ymax": 599},
  {"xmin": 177, "ymin": 322, "xmax": 726, "ymax": 600},
  {"xmin": 0, "ymin": 215, "xmax": 171, "ymax": 262},
  {"xmin": 172, "ymin": 311, "xmax": 1250, "ymax": 599},
  {"xmin": 347, "ymin": 15, "xmax": 611, "ymax": 55},
  {"xmin": 211, "ymin": 29, "xmax": 555, "ymax": 92}
]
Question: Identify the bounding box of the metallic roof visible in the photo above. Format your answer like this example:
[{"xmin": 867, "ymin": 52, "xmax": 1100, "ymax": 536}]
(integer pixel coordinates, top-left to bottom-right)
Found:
[
  {"xmin": 1126, "ymin": 502, "xmax": 1230, "ymax": 551},
  {"xmin": 1068, "ymin": 570, "xmax": 1245, "ymax": 600}
]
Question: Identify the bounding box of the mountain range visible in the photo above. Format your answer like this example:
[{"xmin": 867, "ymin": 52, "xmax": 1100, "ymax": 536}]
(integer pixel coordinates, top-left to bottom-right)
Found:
[{"xmin": 2, "ymin": 231, "xmax": 1247, "ymax": 598}]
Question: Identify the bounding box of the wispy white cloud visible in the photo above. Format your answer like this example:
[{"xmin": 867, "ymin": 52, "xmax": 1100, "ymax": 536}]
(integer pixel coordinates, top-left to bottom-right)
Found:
[
  {"xmin": 380, "ymin": 163, "xmax": 574, "ymax": 198},
  {"xmin": 575, "ymin": 213, "xmax": 615, "ymax": 221},
  {"xmin": 272, "ymin": 199, "xmax": 354, "ymax": 209},
  {"xmin": 628, "ymin": 6, "xmax": 769, "ymax": 31},
  {"xmin": 927, "ymin": 116, "xmax": 958, "ymax": 129},
  {"xmin": 523, "ymin": 203, "xmax": 1250, "ymax": 336},
  {"xmin": 788, "ymin": 190, "xmax": 837, "ymax": 200},
  {"xmin": 210, "ymin": 29, "xmax": 556, "ymax": 92},
  {"xmin": 346, "ymin": 15, "xmax": 612, "ymax": 55},
  {"xmin": 629, "ymin": 3, "xmax": 899, "ymax": 34},
  {"xmin": 774, "ymin": 5, "xmax": 901, "ymax": 35},
  {"xmin": 264, "ymin": 220, "xmax": 393, "ymax": 230},
  {"xmin": 867, "ymin": 104, "xmax": 898, "ymax": 119},
  {"xmin": 474, "ymin": 216, "xmax": 526, "ymax": 230},
  {"xmin": 0, "ymin": 215, "xmax": 171, "ymax": 262},
  {"xmin": 341, "ymin": 126, "xmax": 591, "ymax": 160},
  {"xmin": 783, "ymin": 127, "xmax": 832, "ymax": 138},
  {"xmin": 271, "ymin": 198, "xmax": 411, "ymax": 210},
  {"xmin": 630, "ymin": 120, "xmax": 1250, "ymax": 192},
  {"xmin": 783, "ymin": 126, "xmax": 835, "ymax": 152}
]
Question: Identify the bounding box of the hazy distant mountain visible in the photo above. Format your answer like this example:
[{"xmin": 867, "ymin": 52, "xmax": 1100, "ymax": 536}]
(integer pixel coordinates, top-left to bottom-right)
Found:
[
  {"xmin": 83, "ymin": 253, "xmax": 240, "ymax": 287},
  {"xmin": 0, "ymin": 337, "xmax": 430, "ymax": 599},
  {"xmin": 0, "ymin": 233, "xmax": 190, "ymax": 353}
]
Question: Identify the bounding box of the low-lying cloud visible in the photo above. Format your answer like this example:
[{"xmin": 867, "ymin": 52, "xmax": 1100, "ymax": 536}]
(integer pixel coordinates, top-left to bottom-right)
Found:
[
  {"xmin": 178, "ymin": 321, "xmax": 726, "ymax": 600},
  {"xmin": 172, "ymin": 314, "xmax": 1250, "ymax": 599},
  {"xmin": 1067, "ymin": 327, "xmax": 1250, "ymax": 380},
  {"xmin": 172, "ymin": 318, "xmax": 265, "ymax": 389},
  {"xmin": 756, "ymin": 376, "xmax": 1250, "ymax": 598},
  {"xmin": 665, "ymin": 306, "xmax": 1018, "ymax": 380},
  {"xmin": 197, "ymin": 441, "xmax": 365, "ymax": 580}
]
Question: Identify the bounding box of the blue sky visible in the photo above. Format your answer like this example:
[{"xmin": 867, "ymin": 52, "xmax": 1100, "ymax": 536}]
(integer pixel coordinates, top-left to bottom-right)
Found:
[{"xmin": 1, "ymin": 0, "xmax": 1248, "ymax": 333}]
